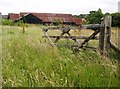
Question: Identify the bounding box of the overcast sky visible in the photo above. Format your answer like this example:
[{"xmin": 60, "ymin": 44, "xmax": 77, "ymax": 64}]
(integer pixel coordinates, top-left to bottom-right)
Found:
[{"xmin": 0, "ymin": 0, "xmax": 120, "ymax": 15}]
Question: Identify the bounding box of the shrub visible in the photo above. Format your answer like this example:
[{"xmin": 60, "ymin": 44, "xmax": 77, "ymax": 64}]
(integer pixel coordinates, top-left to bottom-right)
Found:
[
  {"xmin": 55, "ymin": 18, "xmax": 63, "ymax": 26},
  {"xmin": 14, "ymin": 20, "xmax": 24, "ymax": 26},
  {"xmin": 2, "ymin": 19, "xmax": 13, "ymax": 26}
]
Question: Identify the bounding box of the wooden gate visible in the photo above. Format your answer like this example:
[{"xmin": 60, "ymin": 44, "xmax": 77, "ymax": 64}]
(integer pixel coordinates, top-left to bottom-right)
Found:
[{"xmin": 42, "ymin": 15, "xmax": 120, "ymax": 57}]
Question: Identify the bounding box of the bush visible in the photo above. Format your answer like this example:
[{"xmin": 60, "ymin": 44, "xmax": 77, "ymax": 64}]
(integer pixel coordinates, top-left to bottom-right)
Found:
[
  {"xmin": 14, "ymin": 20, "xmax": 24, "ymax": 26},
  {"xmin": 1, "ymin": 19, "xmax": 25, "ymax": 27},
  {"xmin": 55, "ymin": 18, "xmax": 63, "ymax": 26},
  {"xmin": 2, "ymin": 19, "xmax": 13, "ymax": 26}
]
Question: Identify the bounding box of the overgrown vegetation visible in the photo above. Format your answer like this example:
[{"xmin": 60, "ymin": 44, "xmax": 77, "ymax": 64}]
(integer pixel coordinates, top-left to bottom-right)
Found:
[
  {"xmin": 55, "ymin": 18, "xmax": 63, "ymax": 26},
  {"xmin": 1, "ymin": 25, "xmax": 120, "ymax": 87},
  {"xmin": 1, "ymin": 19, "xmax": 25, "ymax": 27},
  {"xmin": 1, "ymin": 19, "xmax": 13, "ymax": 26}
]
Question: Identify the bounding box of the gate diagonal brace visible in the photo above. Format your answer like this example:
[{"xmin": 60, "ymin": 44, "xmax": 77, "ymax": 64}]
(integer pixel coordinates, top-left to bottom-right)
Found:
[
  {"xmin": 54, "ymin": 27, "xmax": 81, "ymax": 46},
  {"xmin": 42, "ymin": 28, "xmax": 56, "ymax": 47},
  {"xmin": 78, "ymin": 29, "xmax": 100, "ymax": 48}
]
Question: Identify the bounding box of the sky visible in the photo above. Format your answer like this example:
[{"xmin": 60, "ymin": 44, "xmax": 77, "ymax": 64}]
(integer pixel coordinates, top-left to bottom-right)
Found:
[{"xmin": 0, "ymin": 0, "xmax": 120, "ymax": 15}]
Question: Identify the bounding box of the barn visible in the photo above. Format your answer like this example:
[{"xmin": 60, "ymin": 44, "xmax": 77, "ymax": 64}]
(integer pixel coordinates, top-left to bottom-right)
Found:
[{"xmin": 8, "ymin": 12, "xmax": 82, "ymax": 25}]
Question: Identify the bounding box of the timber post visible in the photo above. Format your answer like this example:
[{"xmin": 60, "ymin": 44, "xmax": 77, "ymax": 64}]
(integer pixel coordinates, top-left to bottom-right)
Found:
[
  {"xmin": 103, "ymin": 15, "xmax": 112, "ymax": 57},
  {"xmin": 99, "ymin": 18, "xmax": 105, "ymax": 55}
]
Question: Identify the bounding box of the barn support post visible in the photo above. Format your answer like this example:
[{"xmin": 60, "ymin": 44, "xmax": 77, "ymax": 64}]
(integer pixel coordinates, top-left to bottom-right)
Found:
[
  {"xmin": 99, "ymin": 18, "xmax": 105, "ymax": 55},
  {"xmin": 103, "ymin": 15, "xmax": 112, "ymax": 57}
]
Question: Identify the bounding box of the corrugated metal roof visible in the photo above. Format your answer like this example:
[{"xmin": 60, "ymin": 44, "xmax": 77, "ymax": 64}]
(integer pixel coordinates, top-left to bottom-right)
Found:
[
  {"xmin": 8, "ymin": 13, "xmax": 20, "ymax": 21},
  {"xmin": 73, "ymin": 18, "xmax": 82, "ymax": 25},
  {"xmin": 20, "ymin": 12, "xmax": 75, "ymax": 23},
  {"xmin": 9, "ymin": 12, "xmax": 82, "ymax": 25}
]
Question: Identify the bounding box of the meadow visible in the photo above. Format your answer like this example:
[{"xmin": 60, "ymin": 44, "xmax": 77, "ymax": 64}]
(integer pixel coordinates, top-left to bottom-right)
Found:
[{"xmin": 1, "ymin": 25, "xmax": 120, "ymax": 87}]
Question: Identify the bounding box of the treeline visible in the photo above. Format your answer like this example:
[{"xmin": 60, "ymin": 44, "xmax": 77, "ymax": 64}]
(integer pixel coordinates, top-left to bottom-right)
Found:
[{"xmin": 74, "ymin": 8, "xmax": 120, "ymax": 27}]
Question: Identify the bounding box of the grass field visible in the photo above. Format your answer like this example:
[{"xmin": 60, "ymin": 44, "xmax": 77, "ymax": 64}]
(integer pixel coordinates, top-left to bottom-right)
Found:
[{"xmin": 1, "ymin": 25, "xmax": 120, "ymax": 87}]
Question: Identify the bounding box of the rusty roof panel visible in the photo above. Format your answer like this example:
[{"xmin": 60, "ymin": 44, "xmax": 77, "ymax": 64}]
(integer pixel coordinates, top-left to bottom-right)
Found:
[
  {"xmin": 8, "ymin": 13, "xmax": 20, "ymax": 21},
  {"xmin": 73, "ymin": 18, "xmax": 82, "ymax": 25},
  {"xmin": 31, "ymin": 13, "xmax": 72, "ymax": 23},
  {"xmin": 9, "ymin": 12, "xmax": 82, "ymax": 25}
]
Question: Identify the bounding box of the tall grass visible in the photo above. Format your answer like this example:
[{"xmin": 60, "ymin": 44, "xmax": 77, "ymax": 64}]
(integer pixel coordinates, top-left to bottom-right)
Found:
[
  {"xmin": 111, "ymin": 27, "xmax": 120, "ymax": 48},
  {"xmin": 0, "ymin": 25, "xmax": 2, "ymax": 87},
  {"xmin": 2, "ymin": 25, "xmax": 120, "ymax": 87}
]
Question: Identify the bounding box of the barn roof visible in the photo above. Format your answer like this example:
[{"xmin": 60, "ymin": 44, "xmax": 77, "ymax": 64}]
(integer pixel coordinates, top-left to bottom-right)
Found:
[
  {"xmin": 73, "ymin": 18, "xmax": 82, "ymax": 25},
  {"xmin": 8, "ymin": 13, "xmax": 20, "ymax": 21},
  {"xmin": 20, "ymin": 12, "xmax": 74, "ymax": 23},
  {"xmin": 9, "ymin": 12, "xmax": 82, "ymax": 25}
]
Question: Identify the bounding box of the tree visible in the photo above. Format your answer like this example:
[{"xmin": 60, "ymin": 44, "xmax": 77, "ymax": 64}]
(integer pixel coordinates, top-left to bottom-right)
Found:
[
  {"xmin": 111, "ymin": 13, "xmax": 120, "ymax": 27},
  {"xmin": 74, "ymin": 14, "xmax": 88, "ymax": 18},
  {"xmin": 85, "ymin": 8, "xmax": 104, "ymax": 24}
]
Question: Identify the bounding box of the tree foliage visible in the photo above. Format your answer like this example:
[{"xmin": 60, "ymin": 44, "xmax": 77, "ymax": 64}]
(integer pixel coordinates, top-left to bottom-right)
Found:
[
  {"xmin": 85, "ymin": 8, "xmax": 104, "ymax": 24},
  {"xmin": 74, "ymin": 14, "xmax": 88, "ymax": 18},
  {"xmin": 111, "ymin": 13, "xmax": 120, "ymax": 27}
]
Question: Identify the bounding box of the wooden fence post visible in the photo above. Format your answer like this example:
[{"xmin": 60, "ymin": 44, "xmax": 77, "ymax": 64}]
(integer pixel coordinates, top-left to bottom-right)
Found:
[
  {"xmin": 103, "ymin": 15, "xmax": 112, "ymax": 57},
  {"xmin": 99, "ymin": 18, "xmax": 105, "ymax": 55}
]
